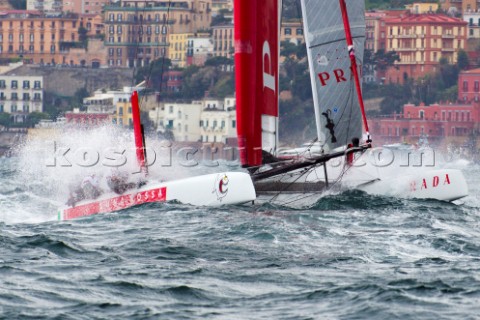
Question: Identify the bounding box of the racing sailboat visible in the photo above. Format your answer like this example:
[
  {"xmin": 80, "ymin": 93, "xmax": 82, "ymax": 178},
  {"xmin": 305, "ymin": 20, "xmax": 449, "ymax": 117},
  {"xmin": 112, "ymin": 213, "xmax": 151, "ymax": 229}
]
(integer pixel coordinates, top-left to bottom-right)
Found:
[
  {"xmin": 58, "ymin": 91, "xmax": 256, "ymax": 220},
  {"xmin": 234, "ymin": 0, "xmax": 468, "ymax": 202}
]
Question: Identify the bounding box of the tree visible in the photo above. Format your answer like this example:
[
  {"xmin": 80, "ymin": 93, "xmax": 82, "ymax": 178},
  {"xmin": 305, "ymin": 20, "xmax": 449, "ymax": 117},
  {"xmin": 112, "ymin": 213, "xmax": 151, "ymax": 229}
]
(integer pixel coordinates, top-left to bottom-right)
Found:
[
  {"xmin": 26, "ymin": 112, "xmax": 50, "ymax": 128},
  {"xmin": 8, "ymin": 0, "xmax": 26, "ymax": 9},
  {"xmin": 78, "ymin": 27, "xmax": 88, "ymax": 48},
  {"xmin": 457, "ymin": 49, "xmax": 469, "ymax": 70},
  {"xmin": 0, "ymin": 113, "xmax": 11, "ymax": 127},
  {"xmin": 135, "ymin": 58, "xmax": 172, "ymax": 91},
  {"xmin": 374, "ymin": 49, "xmax": 400, "ymax": 72}
]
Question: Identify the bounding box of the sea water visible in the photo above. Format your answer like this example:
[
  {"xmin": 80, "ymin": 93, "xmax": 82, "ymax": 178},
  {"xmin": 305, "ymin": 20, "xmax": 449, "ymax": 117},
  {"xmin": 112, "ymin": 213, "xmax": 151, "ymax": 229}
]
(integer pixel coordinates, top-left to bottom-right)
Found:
[{"xmin": 1, "ymin": 128, "xmax": 480, "ymax": 319}]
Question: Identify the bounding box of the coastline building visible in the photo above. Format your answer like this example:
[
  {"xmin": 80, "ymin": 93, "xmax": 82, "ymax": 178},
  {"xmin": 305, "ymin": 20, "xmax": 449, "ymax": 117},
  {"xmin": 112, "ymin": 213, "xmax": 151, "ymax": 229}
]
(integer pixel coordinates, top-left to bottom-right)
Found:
[
  {"xmin": 0, "ymin": 75, "xmax": 44, "ymax": 123},
  {"xmin": 405, "ymin": 3, "xmax": 439, "ymax": 14},
  {"xmin": 199, "ymin": 96, "xmax": 236, "ymax": 143},
  {"xmin": 464, "ymin": 11, "xmax": 480, "ymax": 38},
  {"xmin": 103, "ymin": 0, "xmax": 212, "ymax": 68},
  {"xmin": 186, "ymin": 34, "xmax": 213, "ymax": 66},
  {"xmin": 383, "ymin": 14, "xmax": 467, "ymax": 84},
  {"xmin": 440, "ymin": 0, "xmax": 480, "ymax": 14},
  {"xmin": 149, "ymin": 100, "xmax": 203, "ymax": 142},
  {"xmin": 280, "ymin": 20, "xmax": 304, "ymax": 45},
  {"xmin": 458, "ymin": 67, "xmax": 480, "ymax": 102},
  {"xmin": 371, "ymin": 68, "xmax": 480, "ymax": 145},
  {"xmin": 148, "ymin": 96, "xmax": 236, "ymax": 143},
  {"xmin": 212, "ymin": 24, "xmax": 233, "ymax": 58},
  {"xmin": 0, "ymin": 11, "xmax": 106, "ymax": 66},
  {"xmin": 63, "ymin": 0, "xmax": 111, "ymax": 15},
  {"xmin": 169, "ymin": 32, "xmax": 192, "ymax": 67},
  {"xmin": 27, "ymin": 0, "xmax": 62, "ymax": 16}
]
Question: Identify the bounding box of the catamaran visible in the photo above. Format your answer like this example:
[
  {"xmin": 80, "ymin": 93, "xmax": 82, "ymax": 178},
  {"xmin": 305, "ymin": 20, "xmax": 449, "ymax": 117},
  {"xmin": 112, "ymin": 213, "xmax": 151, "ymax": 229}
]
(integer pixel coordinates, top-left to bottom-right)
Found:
[
  {"xmin": 57, "ymin": 91, "xmax": 256, "ymax": 220},
  {"xmin": 59, "ymin": 0, "xmax": 468, "ymax": 220},
  {"xmin": 234, "ymin": 0, "xmax": 468, "ymax": 203}
]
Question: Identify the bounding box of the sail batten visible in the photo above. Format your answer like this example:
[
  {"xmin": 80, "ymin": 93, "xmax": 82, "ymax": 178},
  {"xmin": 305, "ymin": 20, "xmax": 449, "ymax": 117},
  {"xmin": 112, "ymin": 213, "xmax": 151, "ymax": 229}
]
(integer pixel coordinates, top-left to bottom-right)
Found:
[{"xmin": 300, "ymin": 0, "xmax": 366, "ymax": 151}]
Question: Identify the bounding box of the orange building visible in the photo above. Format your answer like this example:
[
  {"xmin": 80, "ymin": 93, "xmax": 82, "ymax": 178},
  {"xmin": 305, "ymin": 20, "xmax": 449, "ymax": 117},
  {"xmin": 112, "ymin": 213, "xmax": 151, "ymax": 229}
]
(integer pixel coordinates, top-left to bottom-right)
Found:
[
  {"xmin": 383, "ymin": 14, "xmax": 467, "ymax": 84},
  {"xmin": 441, "ymin": 0, "xmax": 480, "ymax": 13},
  {"xmin": 0, "ymin": 11, "xmax": 106, "ymax": 66}
]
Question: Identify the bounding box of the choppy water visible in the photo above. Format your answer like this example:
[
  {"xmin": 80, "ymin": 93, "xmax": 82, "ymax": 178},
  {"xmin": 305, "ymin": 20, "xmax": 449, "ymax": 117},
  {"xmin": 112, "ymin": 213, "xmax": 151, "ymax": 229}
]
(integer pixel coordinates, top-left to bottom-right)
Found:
[{"xmin": 1, "ymin": 131, "xmax": 480, "ymax": 319}]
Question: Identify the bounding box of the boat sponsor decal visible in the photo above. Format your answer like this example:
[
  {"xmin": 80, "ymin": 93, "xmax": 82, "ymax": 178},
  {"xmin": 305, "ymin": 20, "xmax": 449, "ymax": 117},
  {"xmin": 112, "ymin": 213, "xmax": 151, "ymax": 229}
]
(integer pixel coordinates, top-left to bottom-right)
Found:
[
  {"xmin": 62, "ymin": 187, "xmax": 167, "ymax": 220},
  {"xmin": 410, "ymin": 174, "xmax": 451, "ymax": 192},
  {"xmin": 317, "ymin": 69, "xmax": 348, "ymax": 86},
  {"xmin": 316, "ymin": 54, "xmax": 329, "ymax": 66},
  {"xmin": 213, "ymin": 174, "xmax": 229, "ymax": 201}
]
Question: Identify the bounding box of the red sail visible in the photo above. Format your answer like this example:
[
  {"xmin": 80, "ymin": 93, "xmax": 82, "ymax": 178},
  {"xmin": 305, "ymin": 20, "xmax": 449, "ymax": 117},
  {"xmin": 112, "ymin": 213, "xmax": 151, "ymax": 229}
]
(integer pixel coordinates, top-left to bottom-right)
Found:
[
  {"xmin": 131, "ymin": 91, "xmax": 147, "ymax": 176},
  {"xmin": 235, "ymin": 0, "xmax": 279, "ymax": 167}
]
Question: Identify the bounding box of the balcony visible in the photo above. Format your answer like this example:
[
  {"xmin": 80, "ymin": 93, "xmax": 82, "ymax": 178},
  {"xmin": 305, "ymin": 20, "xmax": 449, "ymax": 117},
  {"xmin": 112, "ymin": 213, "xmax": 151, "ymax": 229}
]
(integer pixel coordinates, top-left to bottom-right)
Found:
[
  {"xmin": 395, "ymin": 47, "xmax": 417, "ymax": 51},
  {"xmin": 442, "ymin": 34, "xmax": 455, "ymax": 38},
  {"xmin": 397, "ymin": 34, "xmax": 417, "ymax": 38},
  {"xmin": 441, "ymin": 47, "xmax": 455, "ymax": 52}
]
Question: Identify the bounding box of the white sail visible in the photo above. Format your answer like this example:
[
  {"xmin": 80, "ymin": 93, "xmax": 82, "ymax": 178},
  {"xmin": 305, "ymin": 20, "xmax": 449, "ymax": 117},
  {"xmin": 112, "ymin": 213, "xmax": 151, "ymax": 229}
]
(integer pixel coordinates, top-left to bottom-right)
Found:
[{"xmin": 300, "ymin": 0, "xmax": 366, "ymax": 151}]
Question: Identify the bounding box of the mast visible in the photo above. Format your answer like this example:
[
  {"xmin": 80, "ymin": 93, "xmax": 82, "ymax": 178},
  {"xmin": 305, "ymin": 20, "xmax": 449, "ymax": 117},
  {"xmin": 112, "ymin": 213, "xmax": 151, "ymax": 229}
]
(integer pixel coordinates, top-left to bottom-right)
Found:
[
  {"xmin": 339, "ymin": 0, "xmax": 371, "ymax": 143},
  {"xmin": 131, "ymin": 90, "xmax": 148, "ymax": 176},
  {"xmin": 234, "ymin": 0, "xmax": 279, "ymax": 167}
]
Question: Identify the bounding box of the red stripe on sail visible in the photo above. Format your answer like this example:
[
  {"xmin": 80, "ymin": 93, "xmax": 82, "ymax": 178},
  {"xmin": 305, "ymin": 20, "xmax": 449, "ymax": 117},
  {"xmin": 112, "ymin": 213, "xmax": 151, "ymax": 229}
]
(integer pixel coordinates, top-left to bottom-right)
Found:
[
  {"xmin": 62, "ymin": 187, "xmax": 167, "ymax": 220},
  {"xmin": 131, "ymin": 91, "xmax": 148, "ymax": 175}
]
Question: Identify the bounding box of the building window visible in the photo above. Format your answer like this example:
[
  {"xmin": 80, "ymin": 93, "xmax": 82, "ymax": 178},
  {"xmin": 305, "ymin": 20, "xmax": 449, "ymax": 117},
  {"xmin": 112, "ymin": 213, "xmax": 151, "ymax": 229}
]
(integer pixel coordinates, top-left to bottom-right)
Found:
[
  {"xmin": 11, "ymin": 92, "xmax": 18, "ymax": 100},
  {"xmin": 475, "ymin": 81, "xmax": 479, "ymax": 92},
  {"xmin": 284, "ymin": 28, "xmax": 292, "ymax": 35},
  {"xmin": 463, "ymin": 80, "xmax": 468, "ymax": 92},
  {"xmin": 34, "ymin": 81, "xmax": 41, "ymax": 89},
  {"xmin": 232, "ymin": 120, "xmax": 236, "ymax": 128},
  {"xmin": 23, "ymin": 81, "xmax": 29, "ymax": 89},
  {"xmin": 11, "ymin": 80, "xmax": 17, "ymax": 89},
  {"xmin": 296, "ymin": 28, "xmax": 303, "ymax": 35}
]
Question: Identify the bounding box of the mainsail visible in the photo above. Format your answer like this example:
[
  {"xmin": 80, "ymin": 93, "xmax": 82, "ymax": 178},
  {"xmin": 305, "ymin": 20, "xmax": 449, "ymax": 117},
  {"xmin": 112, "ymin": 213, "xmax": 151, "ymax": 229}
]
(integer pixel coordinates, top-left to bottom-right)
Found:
[{"xmin": 300, "ymin": 0, "xmax": 366, "ymax": 151}]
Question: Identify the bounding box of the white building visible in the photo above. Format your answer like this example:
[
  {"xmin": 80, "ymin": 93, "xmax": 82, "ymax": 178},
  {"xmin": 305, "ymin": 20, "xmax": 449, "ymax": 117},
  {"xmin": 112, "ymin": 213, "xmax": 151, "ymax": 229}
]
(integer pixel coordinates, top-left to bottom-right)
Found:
[
  {"xmin": 464, "ymin": 12, "xmax": 480, "ymax": 39},
  {"xmin": 149, "ymin": 101, "xmax": 203, "ymax": 142},
  {"xmin": 0, "ymin": 76, "xmax": 43, "ymax": 123},
  {"xmin": 27, "ymin": 0, "xmax": 62, "ymax": 15},
  {"xmin": 149, "ymin": 96, "xmax": 237, "ymax": 143},
  {"xmin": 187, "ymin": 36, "xmax": 214, "ymax": 66},
  {"xmin": 200, "ymin": 97, "xmax": 236, "ymax": 143}
]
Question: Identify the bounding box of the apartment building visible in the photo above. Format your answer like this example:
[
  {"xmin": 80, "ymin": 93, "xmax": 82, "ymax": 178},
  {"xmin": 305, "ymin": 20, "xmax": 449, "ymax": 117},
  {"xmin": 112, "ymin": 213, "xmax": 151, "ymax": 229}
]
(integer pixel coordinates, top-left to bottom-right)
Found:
[
  {"xmin": 0, "ymin": 11, "xmax": 105, "ymax": 66},
  {"xmin": 199, "ymin": 97, "xmax": 236, "ymax": 143},
  {"xmin": 169, "ymin": 32, "xmax": 192, "ymax": 67},
  {"xmin": 464, "ymin": 11, "xmax": 480, "ymax": 38},
  {"xmin": 186, "ymin": 34, "xmax": 213, "ymax": 66},
  {"xmin": 27, "ymin": 0, "xmax": 62, "ymax": 16},
  {"xmin": 280, "ymin": 20, "xmax": 304, "ymax": 45},
  {"xmin": 150, "ymin": 101, "xmax": 203, "ymax": 142},
  {"xmin": 63, "ymin": 0, "xmax": 111, "ymax": 15},
  {"xmin": 0, "ymin": 76, "xmax": 43, "ymax": 123},
  {"xmin": 458, "ymin": 67, "xmax": 480, "ymax": 102},
  {"xmin": 384, "ymin": 14, "xmax": 467, "ymax": 83},
  {"xmin": 104, "ymin": 0, "xmax": 212, "ymax": 68},
  {"xmin": 212, "ymin": 24, "xmax": 232, "ymax": 58},
  {"xmin": 441, "ymin": 0, "xmax": 480, "ymax": 13},
  {"xmin": 148, "ymin": 96, "xmax": 236, "ymax": 143},
  {"xmin": 406, "ymin": 2, "xmax": 439, "ymax": 14},
  {"xmin": 211, "ymin": 0, "xmax": 232, "ymax": 14}
]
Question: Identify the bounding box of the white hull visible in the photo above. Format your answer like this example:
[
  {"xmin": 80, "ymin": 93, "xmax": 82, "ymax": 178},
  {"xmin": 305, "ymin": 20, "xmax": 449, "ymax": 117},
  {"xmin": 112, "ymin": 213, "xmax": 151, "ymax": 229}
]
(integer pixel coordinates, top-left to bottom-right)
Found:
[
  {"xmin": 59, "ymin": 172, "xmax": 256, "ymax": 220},
  {"xmin": 256, "ymin": 148, "xmax": 468, "ymax": 204}
]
